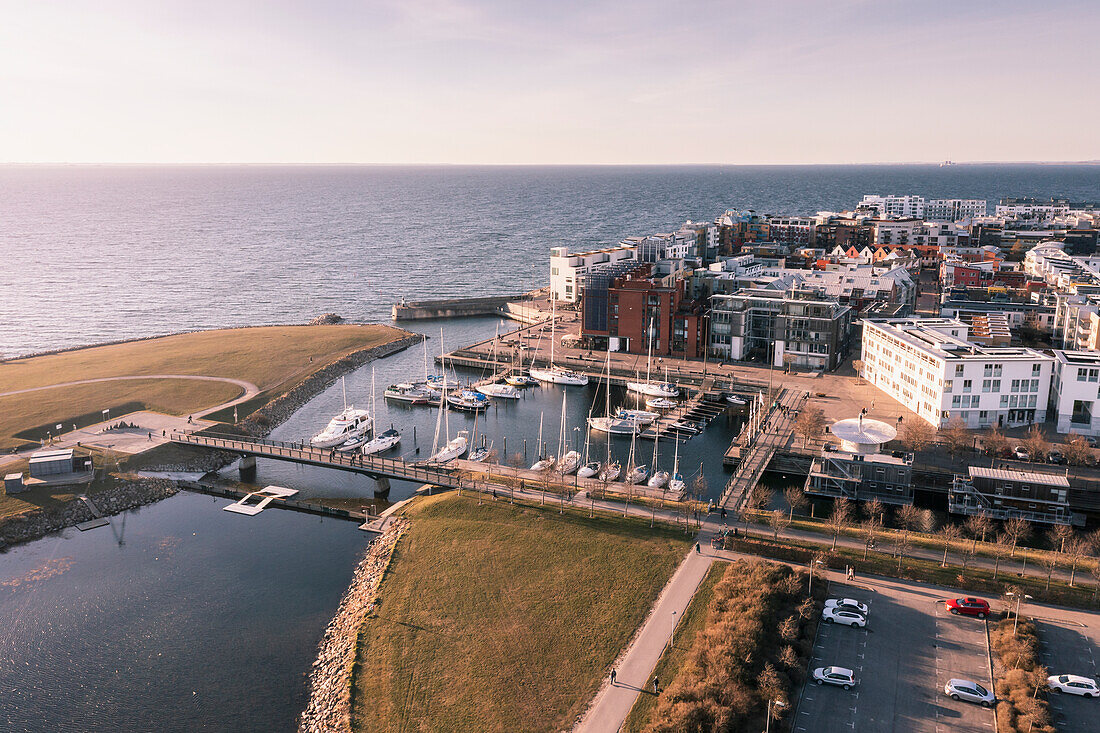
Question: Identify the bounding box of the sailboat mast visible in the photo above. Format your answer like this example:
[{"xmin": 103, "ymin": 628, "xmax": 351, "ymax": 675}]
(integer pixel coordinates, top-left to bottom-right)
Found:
[
  {"xmin": 549, "ymin": 299, "xmax": 556, "ymax": 371},
  {"xmin": 645, "ymin": 314, "xmax": 654, "ymax": 384},
  {"xmin": 441, "ymin": 329, "xmax": 450, "ymax": 443},
  {"xmin": 342, "ymin": 376, "xmax": 348, "ymax": 411},
  {"xmin": 557, "ymin": 391, "xmax": 567, "ymax": 459}
]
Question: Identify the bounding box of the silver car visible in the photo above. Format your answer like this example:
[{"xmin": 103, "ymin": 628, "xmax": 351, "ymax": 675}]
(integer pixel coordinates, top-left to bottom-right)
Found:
[
  {"xmin": 944, "ymin": 678, "xmax": 995, "ymax": 707},
  {"xmin": 813, "ymin": 666, "xmax": 857, "ymax": 690}
]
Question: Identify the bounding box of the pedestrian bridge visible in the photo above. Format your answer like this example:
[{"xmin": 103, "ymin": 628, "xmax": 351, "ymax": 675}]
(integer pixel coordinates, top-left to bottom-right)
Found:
[{"xmin": 169, "ymin": 431, "xmax": 463, "ymax": 489}]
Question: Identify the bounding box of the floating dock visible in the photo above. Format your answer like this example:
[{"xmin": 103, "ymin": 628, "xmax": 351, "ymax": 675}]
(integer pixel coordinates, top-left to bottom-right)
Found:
[{"xmin": 223, "ymin": 485, "xmax": 300, "ymax": 515}]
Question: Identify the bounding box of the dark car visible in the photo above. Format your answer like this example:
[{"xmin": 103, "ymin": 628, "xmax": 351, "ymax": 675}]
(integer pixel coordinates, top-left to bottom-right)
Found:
[
  {"xmin": 1047, "ymin": 450, "xmax": 1065, "ymax": 465},
  {"xmin": 946, "ymin": 597, "xmax": 990, "ymax": 619}
]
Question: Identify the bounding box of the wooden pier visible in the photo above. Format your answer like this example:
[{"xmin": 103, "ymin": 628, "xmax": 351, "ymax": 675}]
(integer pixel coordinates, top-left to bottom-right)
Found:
[{"xmin": 719, "ymin": 388, "xmax": 804, "ymax": 511}]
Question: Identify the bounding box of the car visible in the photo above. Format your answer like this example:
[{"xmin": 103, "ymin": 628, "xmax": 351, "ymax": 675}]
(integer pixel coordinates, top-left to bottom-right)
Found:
[
  {"xmin": 823, "ymin": 606, "xmax": 866, "ymax": 627},
  {"xmin": 825, "ymin": 598, "xmax": 870, "ymax": 616},
  {"xmin": 946, "ymin": 597, "xmax": 990, "ymax": 618},
  {"xmin": 1087, "ymin": 436, "xmax": 1098, "ymax": 448},
  {"xmin": 1046, "ymin": 449, "xmax": 1066, "ymax": 464},
  {"xmin": 1013, "ymin": 446, "xmax": 1030, "ymax": 461},
  {"xmin": 823, "ymin": 442, "xmax": 839, "ymax": 453},
  {"xmin": 813, "ymin": 666, "xmax": 857, "ymax": 690},
  {"xmin": 944, "ymin": 678, "xmax": 995, "ymax": 707},
  {"xmin": 1047, "ymin": 674, "xmax": 1100, "ymax": 697}
]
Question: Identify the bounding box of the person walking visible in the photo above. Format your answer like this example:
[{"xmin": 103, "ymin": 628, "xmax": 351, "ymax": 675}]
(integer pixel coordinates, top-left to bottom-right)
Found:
[
  {"xmin": 652, "ymin": 676, "xmax": 660, "ymax": 695},
  {"xmin": 695, "ymin": 541, "xmax": 701, "ymax": 554},
  {"xmin": 847, "ymin": 566, "xmax": 854, "ymax": 581},
  {"xmin": 609, "ymin": 669, "xmax": 617, "ymax": 686}
]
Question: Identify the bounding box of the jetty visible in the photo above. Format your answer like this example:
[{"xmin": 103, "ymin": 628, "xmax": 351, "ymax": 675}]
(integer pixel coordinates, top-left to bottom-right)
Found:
[
  {"xmin": 719, "ymin": 388, "xmax": 804, "ymax": 511},
  {"xmin": 391, "ymin": 291, "xmax": 546, "ymax": 322}
]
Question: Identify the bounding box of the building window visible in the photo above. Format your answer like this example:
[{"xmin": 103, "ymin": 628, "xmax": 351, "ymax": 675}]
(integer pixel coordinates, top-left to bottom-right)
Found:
[
  {"xmin": 963, "ymin": 379, "xmax": 972, "ymax": 392},
  {"xmin": 955, "ymin": 364, "xmax": 964, "ymax": 377},
  {"xmin": 1072, "ymin": 400, "xmax": 1093, "ymax": 425},
  {"xmin": 1032, "ymin": 364, "xmax": 1041, "ymax": 376}
]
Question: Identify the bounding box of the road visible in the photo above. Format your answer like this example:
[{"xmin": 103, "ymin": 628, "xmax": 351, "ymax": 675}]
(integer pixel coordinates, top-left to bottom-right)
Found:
[{"xmin": 1035, "ymin": 604, "xmax": 1100, "ymax": 731}]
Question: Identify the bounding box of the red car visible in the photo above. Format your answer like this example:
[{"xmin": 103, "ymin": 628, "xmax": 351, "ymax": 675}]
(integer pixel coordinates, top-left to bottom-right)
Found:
[{"xmin": 946, "ymin": 597, "xmax": 990, "ymax": 619}]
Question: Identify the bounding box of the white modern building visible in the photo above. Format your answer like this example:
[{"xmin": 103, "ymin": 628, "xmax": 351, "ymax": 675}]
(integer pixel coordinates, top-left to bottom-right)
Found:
[
  {"xmin": 549, "ymin": 244, "xmax": 636, "ymax": 303},
  {"xmin": 1051, "ymin": 351, "xmax": 1100, "ymax": 436},
  {"xmin": 925, "ymin": 199, "xmax": 987, "ymax": 221},
  {"xmin": 861, "ymin": 318, "xmax": 1053, "ymax": 429},
  {"xmin": 858, "ymin": 194, "xmax": 926, "ymax": 218},
  {"xmin": 1024, "ymin": 241, "xmax": 1100, "ymax": 293}
]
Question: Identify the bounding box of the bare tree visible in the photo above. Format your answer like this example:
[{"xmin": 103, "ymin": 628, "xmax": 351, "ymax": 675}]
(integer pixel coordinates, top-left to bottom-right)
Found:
[
  {"xmin": 941, "ymin": 417, "xmax": 972, "ymax": 457},
  {"xmin": 785, "ymin": 485, "xmax": 809, "ymax": 521},
  {"xmin": 1049, "ymin": 524, "xmax": 1074, "ymax": 554},
  {"xmin": 748, "ymin": 485, "xmax": 774, "ymax": 514},
  {"xmin": 769, "ymin": 508, "xmax": 791, "ymax": 540},
  {"xmin": 539, "ymin": 462, "xmax": 556, "ymax": 506},
  {"xmin": 938, "ymin": 523, "xmax": 964, "ymax": 566},
  {"xmin": 1004, "ymin": 517, "xmax": 1033, "ymax": 557},
  {"xmin": 1023, "ymin": 426, "xmax": 1050, "ymax": 462},
  {"xmin": 794, "ymin": 408, "xmax": 827, "ymax": 449},
  {"xmin": 865, "ymin": 497, "xmax": 886, "ymax": 525},
  {"xmin": 1065, "ymin": 433, "xmax": 1093, "ymax": 466},
  {"xmin": 852, "ymin": 359, "xmax": 865, "ymax": 381},
  {"xmin": 982, "ymin": 425, "xmax": 1009, "ymax": 457},
  {"xmin": 897, "ymin": 504, "xmax": 932, "ymax": 568},
  {"xmin": 508, "ymin": 452, "xmax": 525, "ymax": 504},
  {"xmin": 991, "ymin": 535, "xmax": 1011, "ymax": 580},
  {"xmin": 827, "ymin": 498, "xmax": 853, "ymax": 551},
  {"xmin": 1042, "ymin": 553, "xmax": 1060, "ymax": 592},
  {"xmin": 901, "ymin": 420, "xmax": 937, "ymax": 453},
  {"xmin": 860, "ymin": 518, "xmax": 880, "ymax": 560},
  {"xmin": 1065, "ymin": 538, "xmax": 1087, "ymax": 587},
  {"xmin": 965, "ymin": 513, "xmax": 994, "ymax": 552},
  {"xmin": 1089, "ymin": 561, "xmax": 1100, "ymax": 605}
]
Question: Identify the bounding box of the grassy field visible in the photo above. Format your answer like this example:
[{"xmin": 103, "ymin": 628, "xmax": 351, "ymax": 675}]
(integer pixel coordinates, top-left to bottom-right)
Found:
[
  {"xmin": 0, "ymin": 324, "xmax": 405, "ymax": 449},
  {"xmin": 623, "ymin": 561, "xmax": 726, "ymax": 733},
  {"xmin": 350, "ymin": 493, "xmax": 691, "ymax": 733}
]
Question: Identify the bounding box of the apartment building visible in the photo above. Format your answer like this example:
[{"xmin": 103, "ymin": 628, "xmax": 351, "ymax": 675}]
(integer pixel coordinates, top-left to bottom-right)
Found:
[
  {"xmin": 861, "ymin": 318, "xmax": 1053, "ymax": 429},
  {"xmin": 766, "ymin": 216, "xmax": 815, "ymax": 247},
  {"xmin": 858, "ymin": 194, "xmax": 926, "ymax": 218},
  {"xmin": 926, "ymin": 198, "xmax": 987, "ymax": 221},
  {"xmin": 1050, "ymin": 351, "xmax": 1100, "ymax": 437},
  {"xmin": 1024, "ymin": 242, "xmax": 1100, "ymax": 294},
  {"xmin": 1053, "ymin": 295, "xmax": 1100, "ymax": 350},
  {"xmin": 549, "ymin": 244, "xmax": 636, "ymax": 303},
  {"xmin": 996, "ymin": 197, "xmax": 1100, "ymax": 221},
  {"xmin": 709, "ymin": 289, "xmax": 852, "ymax": 370}
]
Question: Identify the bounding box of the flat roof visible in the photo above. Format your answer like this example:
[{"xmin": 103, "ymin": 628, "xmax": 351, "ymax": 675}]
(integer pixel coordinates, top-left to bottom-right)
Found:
[
  {"xmin": 969, "ymin": 466, "xmax": 1070, "ymax": 487},
  {"xmin": 4, "ymin": 473, "xmax": 23, "ymax": 481},
  {"xmin": 29, "ymin": 449, "xmax": 74, "ymax": 461}
]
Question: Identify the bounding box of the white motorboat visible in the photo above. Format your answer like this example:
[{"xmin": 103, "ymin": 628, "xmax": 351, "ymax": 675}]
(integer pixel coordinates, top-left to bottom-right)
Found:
[
  {"xmin": 645, "ymin": 397, "xmax": 677, "ymax": 410},
  {"xmin": 577, "ymin": 461, "xmax": 600, "ymax": 479},
  {"xmin": 384, "ymin": 383, "xmax": 431, "ymax": 404},
  {"xmin": 361, "ymin": 428, "xmax": 401, "ymax": 455},
  {"xmin": 670, "ymin": 420, "xmax": 703, "ymax": 435},
  {"xmin": 626, "ymin": 464, "xmax": 649, "ymax": 484},
  {"xmin": 430, "ymin": 432, "xmax": 468, "ymax": 463},
  {"xmin": 477, "ymin": 382, "xmax": 521, "ymax": 399},
  {"xmin": 647, "ymin": 470, "xmax": 670, "ymax": 488},
  {"xmin": 558, "ymin": 450, "xmax": 581, "ymax": 475},
  {"xmin": 626, "ymin": 313, "xmax": 680, "ymax": 398},
  {"xmin": 726, "ymin": 393, "xmax": 747, "ymax": 406},
  {"xmin": 614, "ymin": 408, "xmax": 658, "ymax": 425},
  {"xmin": 337, "ymin": 433, "xmax": 370, "ymax": 452},
  {"xmin": 311, "ymin": 380, "xmax": 373, "ymax": 448},
  {"xmin": 505, "ymin": 375, "xmax": 537, "ymax": 387},
  {"xmin": 447, "ymin": 389, "xmax": 490, "ymax": 411},
  {"xmin": 598, "ymin": 461, "xmax": 621, "ymax": 482},
  {"xmin": 530, "ymin": 299, "xmax": 588, "ymax": 386}
]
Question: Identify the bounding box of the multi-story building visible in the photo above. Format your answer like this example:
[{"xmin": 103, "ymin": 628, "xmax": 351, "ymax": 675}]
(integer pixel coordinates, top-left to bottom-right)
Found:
[
  {"xmin": 1050, "ymin": 351, "xmax": 1100, "ymax": 436},
  {"xmin": 858, "ymin": 194, "xmax": 926, "ymax": 218},
  {"xmin": 861, "ymin": 318, "xmax": 1054, "ymax": 429},
  {"xmin": 766, "ymin": 216, "xmax": 815, "ymax": 247},
  {"xmin": 926, "ymin": 198, "xmax": 987, "ymax": 221},
  {"xmin": 1024, "ymin": 241, "xmax": 1100, "ymax": 294},
  {"xmin": 709, "ymin": 289, "xmax": 852, "ymax": 370},
  {"xmin": 996, "ymin": 197, "xmax": 1100, "ymax": 221},
  {"xmin": 549, "ymin": 244, "xmax": 636, "ymax": 303},
  {"xmin": 950, "ymin": 467, "xmax": 1073, "ymax": 526},
  {"xmin": 939, "ymin": 298, "xmax": 1056, "ymax": 333},
  {"xmin": 1053, "ymin": 295, "xmax": 1100, "ymax": 351}
]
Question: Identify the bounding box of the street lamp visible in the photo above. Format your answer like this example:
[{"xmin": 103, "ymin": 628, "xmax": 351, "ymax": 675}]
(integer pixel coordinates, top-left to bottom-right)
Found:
[
  {"xmin": 807, "ymin": 558, "xmax": 825, "ymax": 596},
  {"xmin": 765, "ymin": 699, "xmax": 786, "ymax": 733},
  {"xmin": 1005, "ymin": 591, "xmax": 1033, "ymax": 636}
]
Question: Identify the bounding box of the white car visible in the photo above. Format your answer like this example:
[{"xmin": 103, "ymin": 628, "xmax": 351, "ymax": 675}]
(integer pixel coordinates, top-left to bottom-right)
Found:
[
  {"xmin": 813, "ymin": 666, "xmax": 857, "ymax": 690},
  {"xmin": 823, "ymin": 606, "xmax": 866, "ymax": 627},
  {"xmin": 825, "ymin": 598, "xmax": 869, "ymax": 616},
  {"xmin": 1012, "ymin": 446, "xmax": 1030, "ymax": 461},
  {"xmin": 944, "ymin": 678, "xmax": 995, "ymax": 707},
  {"xmin": 1048, "ymin": 674, "xmax": 1100, "ymax": 697}
]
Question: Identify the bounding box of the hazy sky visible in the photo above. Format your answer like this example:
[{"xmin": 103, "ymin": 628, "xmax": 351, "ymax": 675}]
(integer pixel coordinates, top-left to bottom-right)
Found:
[{"xmin": 2, "ymin": 0, "xmax": 1097, "ymax": 164}]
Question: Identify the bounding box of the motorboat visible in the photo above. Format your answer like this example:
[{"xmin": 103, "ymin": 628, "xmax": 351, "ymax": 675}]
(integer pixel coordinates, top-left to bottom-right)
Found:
[
  {"xmin": 726, "ymin": 393, "xmax": 747, "ymax": 406},
  {"xmin": 598, "ymin": 461, "xmax": 621, "ymax": 482},
  {"xmin": 447, "ymin": 389, "xmax": 490, "ymax": 411},
  {"xmin": 558, "ymin": 450, "xmax": 581, "ymax": 475},
  {"xmin": 614, "ymin": 408, "xmax": 658, "ymax": 425},
  {"xmin": 530, "ymin": 299, "xmax": 589, "ymax": 386},
  {"xmin": 645, "ymin": 397, "xmax": 677, "ymax": 410},
  {"xmin": 361, "ymin": 428, "xmax": 401, "ymax": 455},
  {"xmin": 337, "ymin": 432, "xmax": 371, "ymax": 452},
  {"xmin": 311, "ymin": 406, "xmax": 372, "ymax": 448},
  {"xmin": 626, "ymin": 313, "xmax": 680, "ymax": 398},
  {"xmin": 531, "ymin": 455, "xmax": 556, "ymax": 471},
  {"xmin": 670, "ymin": 420, "xmax": 703, "ymax": 435},
  {"xmin": 468, "ymin": 446, "xmax": 491, "ymax": 462},
  {"xmin": 384, "ymin": 383, "xmax": 431, "ymax": 404},
  {"xmin": 430, "ymin": 432, "xmax": 468, "ymax": 463},
  {"xmin": 577, "ymin": 462, "xmax": 600, "ymax": 479},
  {"xmin": 476, "ymin": 382, "xmax": 521, "ymax": 399},
  {"xmin": 647, "ymin": 470, "xmax": 670, "ymax": 488},
  {"xmin": 505, "ymin": 375, "xmax": 537, "ymax": 387},
  {"xmin": 626, "ymin": 464, "xmax": 649, "ymax": 484}
]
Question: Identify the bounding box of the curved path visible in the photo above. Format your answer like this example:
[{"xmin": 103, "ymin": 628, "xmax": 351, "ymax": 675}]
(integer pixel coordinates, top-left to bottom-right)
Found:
[{"xmin": 0, "ymin": 374, "xmax": 260, "ymax": 417}]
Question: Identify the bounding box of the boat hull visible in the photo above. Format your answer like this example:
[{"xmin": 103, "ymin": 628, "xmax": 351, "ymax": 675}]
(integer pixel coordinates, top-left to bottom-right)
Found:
[
  {"xmin": 530, "ymin": 368, "xmax": 588, "ymax": 386},
  {"xmin": 626, "ymin": 381, "xmax": 679, "ymax": 398},
  {"xmin": 587, "ymin": 416, "xmax": 638, "ymax": 435}
]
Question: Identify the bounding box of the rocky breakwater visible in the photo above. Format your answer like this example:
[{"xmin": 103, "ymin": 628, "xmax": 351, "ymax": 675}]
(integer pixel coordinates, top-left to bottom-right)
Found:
[
  {"xmin": 298, "ymin": 518, "xmax": 410, "ymax": 733},
  {"xmin": 0, "ymin": 478, "xmax": 178, "ymax": 547}
]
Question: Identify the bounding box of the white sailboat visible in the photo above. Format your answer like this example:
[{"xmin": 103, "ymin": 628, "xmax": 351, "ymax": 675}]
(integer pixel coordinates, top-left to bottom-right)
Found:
[
  {"xmin": 362, "ymin": 369, "xmax": 401, "ymax": 454},
  {"xmin": 555, "ymin": 391, "xmax": 581, "ymax": 475},
  {"xmin": 311, "ymin": 377, "xmax": 373, "ymax": 448},
  {"xmin": 530, "ymin": 411, "xmax": 556, "ymax": 470},
  {"xmin": 577, "ymin": 411, "xmax": 599, "ymax": 478},
  {"xmin": 647, "ymin": 424, "xmax": 670, "ymax": 488},
  {"xmin": 625, "ymin": 429, "xmax": 648, "ymax": 484},
  {"xmin": 614, "ymin": 408, "xmax": 659, "ymax": 425},
  {"xmin": 588, "ymin": 348, "xmax": 639, "ymax": 435},
  {"xmin": 627, "ymin": 314, "xmax": 679, "ymax": 398},
  {"xmin": 429, "ymin": 331, "xmax": 468, "ymax": 462},
  {"xmin": 668, "ymin": 438, "xmax": 685, "ymax": 494},
  {"xmin": 529, "ymin": 299, "xmax": 588, "ymax": 386}
]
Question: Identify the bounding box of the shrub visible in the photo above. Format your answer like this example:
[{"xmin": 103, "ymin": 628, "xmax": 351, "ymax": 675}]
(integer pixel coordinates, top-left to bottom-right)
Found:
[{"xmin": 989, "ymin": 618, "xmax": 1054, "ymax": 733}]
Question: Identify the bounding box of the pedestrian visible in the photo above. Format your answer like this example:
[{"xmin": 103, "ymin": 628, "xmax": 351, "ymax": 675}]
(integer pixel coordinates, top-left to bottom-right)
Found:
[
  {"xmin": 162, "ymin": 430, "xmax": 166, "ymax": 437},
  {"xmin": 695, "ymin": 541, "xmax": 701, "ymax": 554},
  {"xmin": 148, "ymin": 432, "xmax": 152, "ymax": 441},
  {"xmin": 610, "ymin": 669, "xmax": 617, "ymax": 686},
  {"xmin": 847, "ymin": 566, "xmax": 854, "ymax": 581},
  {"xmin": 652, "ymin": 676, "xmax": 660, "ymax": 695}
]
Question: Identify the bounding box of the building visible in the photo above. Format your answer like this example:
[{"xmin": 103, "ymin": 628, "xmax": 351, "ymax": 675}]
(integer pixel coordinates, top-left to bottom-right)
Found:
[
  {"xmin": 549, "ymin": 244, "xmax": 636, "ymax": 303},
  {"xmin": 996, "ymin": 197, "xmax": 1100, "ymax": 221},
  {"xmin": 939, "ymin": 259, "xmax": 1026, "ymax": 289},
  {"xmin": 858, "ymin": 194, "xmax": 926, "ymax": 218},
  {"xmin": 1024, "ymin": 242, "xmax": 1100, "ymax": 294},
  {"xmin": 939, "ymin": 295, "xmax": 1056, "ymax": 332},
  {"xmin": 1053, "ymin": 295, "xmax": 1100, "ymax": 351},
  {"xmin": 709, "ymin": 289, "xmax": 852, "ymax": 370},
  {"xmin": 1050, "ymin": 351, "xmax": 1100, "ymax": 436},
  {"xmin": 951, "ymin": 311, "xmax": 1012, "ymax": 346},
  {"xmin": 861, "ymin": 318, "xmax": 1054, "ymax": 428},
  {"xmin": 950, "ymin": 466, "xmax": 1073, "ymax": 526},
  {"xmin": 29, "ymin": 449, "xmax": 79, "ymax": 478},
  {"xmin": 805, "ymin": 417, "xmax": 913, "ymax": 506},
  {"xmin": 766, "ymin": 216, "xmax": 815, "ymax": 247},
  {"xmin": 926, "ymin": 198, "xmax": 987, "ymax": 221}
]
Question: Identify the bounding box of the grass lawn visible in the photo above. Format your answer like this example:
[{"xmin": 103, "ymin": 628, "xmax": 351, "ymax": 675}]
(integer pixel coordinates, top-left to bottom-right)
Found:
[
  {"xmin": 622, "ymin": 561, "xmax": 726, "ymax": 733},
  {"xmin": 0, "ymin": 324, "xmax": 406, "ymax": 449},
  {"xmin": 350, "ymin": 492, "xmax": 691, "ymax": 733}
]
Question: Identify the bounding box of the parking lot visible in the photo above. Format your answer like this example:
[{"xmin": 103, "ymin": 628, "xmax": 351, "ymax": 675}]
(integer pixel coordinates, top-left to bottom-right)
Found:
[
  {"xmin": 793, "ymin": 578, "xmax": 995, "ymax": 733},
  {"xmin": 1035, "ymin": 605, "xmax": 1100, "ymax": 732}
]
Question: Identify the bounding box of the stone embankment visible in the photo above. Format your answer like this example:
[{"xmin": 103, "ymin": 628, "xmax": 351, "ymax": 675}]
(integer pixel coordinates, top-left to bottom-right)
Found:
[
  {"xmin": 299, "ymin": 518, "xmax": 410, "ymax": 733},
  {"xmin": 0, "ymin": 478, "xmax": 178, "ymax": 547}
]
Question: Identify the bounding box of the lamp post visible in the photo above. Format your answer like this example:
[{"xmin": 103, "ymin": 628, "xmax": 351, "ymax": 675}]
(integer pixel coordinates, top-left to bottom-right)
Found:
[
  {"xmin": 808, "ymin": 558, "xmax": 825, "ymax": 597},
  {"xmin": 1005, "ymin": 591, "xmax": 1033, "ymax": 636},
  {"xmin": 765, "ymin": 699, "xmax": 786, "ymax": 733}
]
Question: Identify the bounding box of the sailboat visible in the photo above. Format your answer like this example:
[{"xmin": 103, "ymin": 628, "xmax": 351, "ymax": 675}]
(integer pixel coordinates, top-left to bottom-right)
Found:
[
  {"xmin": 429, "ymin": 331, "xmax": 468, "ymax": 462},
  {"xmin": 339, "ymin": 369, "xmax": 380, "ymax": 451},
  {"xmin": 645, "ymin": 397, "xmax": 677, "ymax": 410},
  {"xmin": 530, "ymin": 411, "xmax": 556, "ymax": 471},
  {"xmin": 529, "ymin": 299, "xmax": 588, "ymax": 386},
  {"xmin": 478, "ymin": 324, "xmax": 522, "ymax": 398},
  {"xmin": 625, "ymin": 428, "xmax": 648, "ymax": 484},
  {"xmin": 467, "ymin": 408, "xmax": 491, "ymax": 462},
  {"xmin": 577, "ymin": 410, "xmax": 599, "ymax": 478},
  {"xmin": 360, "ymin": 368, "xmax": 401, "ymax": 454},
  {"xmin": 556, "ymin": 391, "xmax": 581, "ymax": 475},
  {"xmin": 598, "ymin": 429, "xmax": 621, "ymax": 482},
  {"xmin": 588, "ymin": 348, "xmax": 639, "ymax": 435},
  {"xmin": 647, "ymin": 424, "xmax": 670, "ymax": 488},
  {"xmin": 626, "ymin": 314, "xmax": 679, "ymax": 398},
  {"xmin": 311, "ymin": 377, "xmax": 373, "ymax": 448},
  {"xmin": 668, "ymin": 438, "xmax": 685, "ymax": 494}
]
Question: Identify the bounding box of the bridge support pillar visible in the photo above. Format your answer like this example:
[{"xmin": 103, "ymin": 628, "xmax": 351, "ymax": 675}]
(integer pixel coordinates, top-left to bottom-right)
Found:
[
  {"xmin": 374, "ymin": 475, "xmax": 391, "ymax": 498},
  {"xmin": 238, "ymin": 456, "xmax": 257, "ymax": 483}
]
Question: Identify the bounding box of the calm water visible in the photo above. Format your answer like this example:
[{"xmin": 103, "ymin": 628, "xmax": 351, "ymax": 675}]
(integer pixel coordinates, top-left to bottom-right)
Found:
[
  {"xmin": 3, "ymin": 165, "xmax": 1100, "ymax": 731},
  {"xmin": 0, "ymin": 491, "xmax": 367, "ymax": 733}
]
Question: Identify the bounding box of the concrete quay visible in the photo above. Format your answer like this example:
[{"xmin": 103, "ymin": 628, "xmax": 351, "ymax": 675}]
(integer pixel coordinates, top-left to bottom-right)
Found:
[{"xmin": 391, "ymin": 292, "xmax": 541, "ymax": 321}]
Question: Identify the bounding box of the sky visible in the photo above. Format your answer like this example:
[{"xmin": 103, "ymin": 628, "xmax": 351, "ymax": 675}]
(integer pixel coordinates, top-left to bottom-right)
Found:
[{"xmin": 1, "ymin": 0, "xmax": 1098, "ymax": 165}]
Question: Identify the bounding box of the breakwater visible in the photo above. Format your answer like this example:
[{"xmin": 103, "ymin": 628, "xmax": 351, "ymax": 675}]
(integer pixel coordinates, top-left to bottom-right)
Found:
[
  {"xmin": 299, "ymin": 517, "xmax": 410, "ymax": 733},
  {"xmin": 391, "ymin": 293, "xmax": 538, "ymax": 321}
]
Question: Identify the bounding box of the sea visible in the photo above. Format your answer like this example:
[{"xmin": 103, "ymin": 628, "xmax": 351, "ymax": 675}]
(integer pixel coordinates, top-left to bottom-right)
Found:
[{"xmin": 1, "ymin": 164, "xmax": 1099, "ymax": 732}]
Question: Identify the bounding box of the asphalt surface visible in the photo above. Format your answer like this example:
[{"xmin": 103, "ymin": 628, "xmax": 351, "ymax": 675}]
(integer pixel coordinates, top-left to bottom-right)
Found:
[
  {"xmin": 1036, "ymin": 605, "xmax": 1100, "ymax": 731},
  {"xmin": 794, "ymin": 580, "xmax": 996, "ymax": 733}
]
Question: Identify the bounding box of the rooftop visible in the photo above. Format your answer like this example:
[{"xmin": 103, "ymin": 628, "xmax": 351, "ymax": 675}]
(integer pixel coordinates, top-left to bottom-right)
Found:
[{"xmin": 969, "ymin": 466, "xmax": 1070, "ymax": 487}]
